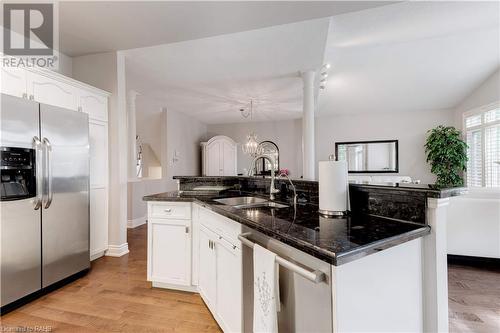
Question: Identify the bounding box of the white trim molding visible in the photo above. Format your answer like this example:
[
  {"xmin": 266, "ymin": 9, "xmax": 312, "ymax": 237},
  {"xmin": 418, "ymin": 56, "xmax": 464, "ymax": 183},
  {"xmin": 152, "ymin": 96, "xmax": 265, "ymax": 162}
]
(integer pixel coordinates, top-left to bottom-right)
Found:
[
  {"xmin": 90, "ymin": 249, "xmax": 107, "ymax": 261},
  {"xmin": 128, "ymin": 215, "xmax": 147, "ymax": 229},
  {"xmin": 423, "ymin": 197, "xmax": 450, "ymax": 333},
  {"xmin": 106, "ymin": 243, "xmax": 130, "ymax": 257}
]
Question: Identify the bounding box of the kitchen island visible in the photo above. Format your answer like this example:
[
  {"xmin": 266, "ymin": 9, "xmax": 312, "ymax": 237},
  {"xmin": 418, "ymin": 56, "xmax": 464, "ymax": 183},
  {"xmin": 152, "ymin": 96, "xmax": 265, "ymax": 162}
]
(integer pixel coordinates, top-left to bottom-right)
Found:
[{"xmin": 144, "ymin": 176, "xmax": 464, "ymax": 332}]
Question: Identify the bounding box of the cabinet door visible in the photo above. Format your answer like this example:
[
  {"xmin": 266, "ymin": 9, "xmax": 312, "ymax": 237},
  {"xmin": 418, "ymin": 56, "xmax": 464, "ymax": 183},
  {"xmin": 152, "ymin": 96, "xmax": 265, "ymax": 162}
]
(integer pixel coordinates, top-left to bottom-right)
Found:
[
  {"xmin": 79, "ymin": 90, "xmax": 108, "ymax": 121},
  {"xmin": 222, "ymin": 140, "xmax": 237, "ymax": 176},
  {"xmin": 191, "ymin": 204, "xmax": 200, "ymax": 286},
  {"xmin": 199, "ymin": 226, "xmax": 217, "ymax": 308},
  {"xmin": 1, "ymin": 67, "xmax": 27, "ymax": 98},
  {"xmin": 27, "ymin": 71, "xmax": 78, "ymax": 111},
  {"xmin": 216, "ymin": 240, "xmax": 243, "ymax": 332},
  {"xmin": 90, "ymin": 187, "xmax": 108, "ymax": 260},
  {"xmin": 89, "ymin": 120, "xmax": 108, "ymax": 189},
  {"xmin": 206, "ymin": 141, "xmax": 221, "ymax": 176},
  {"xmin": 150, "ymin": 219, "xmax": 191, "ymax": 286}
]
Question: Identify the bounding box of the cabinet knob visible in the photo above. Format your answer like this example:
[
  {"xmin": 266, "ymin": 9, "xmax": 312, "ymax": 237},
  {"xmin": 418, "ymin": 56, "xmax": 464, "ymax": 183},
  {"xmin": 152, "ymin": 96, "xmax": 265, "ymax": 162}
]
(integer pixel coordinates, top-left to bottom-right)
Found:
[
  {"xmin": 164, "ymin": 208, "xmax": 172, "ymax": 213},
  {"xmin": 185, "ymin": 226, "xmax": 189, "ymax": 233},
  {"xmin": 29, "ymin": 94, "xmax": 34, "ymax": 100},
  {"xmin": 22, "ymin": 93, "xmax": 28, "ymax": 99}
]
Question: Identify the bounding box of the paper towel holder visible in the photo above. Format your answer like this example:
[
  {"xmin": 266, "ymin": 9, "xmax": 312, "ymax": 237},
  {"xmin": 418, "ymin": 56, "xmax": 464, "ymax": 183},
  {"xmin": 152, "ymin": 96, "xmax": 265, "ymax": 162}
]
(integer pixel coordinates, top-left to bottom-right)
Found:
[{"xmin": 318, "ymin": 155, "xmax": 350, "ymax": 217}]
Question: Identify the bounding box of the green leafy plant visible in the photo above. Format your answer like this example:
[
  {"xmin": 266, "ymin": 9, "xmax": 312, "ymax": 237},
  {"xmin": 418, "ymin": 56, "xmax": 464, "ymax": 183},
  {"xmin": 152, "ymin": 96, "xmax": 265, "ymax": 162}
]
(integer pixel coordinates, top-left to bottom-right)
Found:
[{"xmin": 425, "ymin": 125, "xmax": 468, "ymax": 187}]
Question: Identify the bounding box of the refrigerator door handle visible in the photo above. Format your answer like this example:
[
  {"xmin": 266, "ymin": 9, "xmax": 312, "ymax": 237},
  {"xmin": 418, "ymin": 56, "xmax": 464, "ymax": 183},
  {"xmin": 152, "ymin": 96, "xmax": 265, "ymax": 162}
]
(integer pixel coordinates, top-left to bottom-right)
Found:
[
  {"xmin": 42, "ymin": 137, "xmax": 53, "ymax": 209},
  {"xmin": 32, "ymin": 136, "xmax": 43, "ymax": 210}
]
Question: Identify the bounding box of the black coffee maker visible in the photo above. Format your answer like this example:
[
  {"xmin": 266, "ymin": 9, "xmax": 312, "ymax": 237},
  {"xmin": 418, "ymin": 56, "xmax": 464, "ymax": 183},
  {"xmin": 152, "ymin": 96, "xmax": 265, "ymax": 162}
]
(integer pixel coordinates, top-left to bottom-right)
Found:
[{"xmin": 0, "ymin": 147, "xmax": 36, "ymax": 201}]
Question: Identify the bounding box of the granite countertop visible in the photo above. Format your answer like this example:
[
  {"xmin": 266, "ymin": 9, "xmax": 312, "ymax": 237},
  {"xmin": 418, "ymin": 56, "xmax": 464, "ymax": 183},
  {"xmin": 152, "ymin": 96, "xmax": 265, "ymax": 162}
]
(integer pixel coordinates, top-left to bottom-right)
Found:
[
  {"xmin": 172, "ymin": 175, "xmax": 466, "ymax": 199},
  {"xmin": 143, "ymin": 190, "xmax": 430, "ymax": 266}
]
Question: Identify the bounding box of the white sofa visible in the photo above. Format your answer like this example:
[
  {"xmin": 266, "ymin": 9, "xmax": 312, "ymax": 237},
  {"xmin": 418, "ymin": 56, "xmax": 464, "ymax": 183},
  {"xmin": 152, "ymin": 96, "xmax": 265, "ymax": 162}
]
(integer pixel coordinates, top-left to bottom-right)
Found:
[
  {"xmin": 447, "ymin": 188, "xmax": 500, "ymax": 259},
  {"xmin": 348, "ymin": 175, "xmax": 413, "ymax": 183}
]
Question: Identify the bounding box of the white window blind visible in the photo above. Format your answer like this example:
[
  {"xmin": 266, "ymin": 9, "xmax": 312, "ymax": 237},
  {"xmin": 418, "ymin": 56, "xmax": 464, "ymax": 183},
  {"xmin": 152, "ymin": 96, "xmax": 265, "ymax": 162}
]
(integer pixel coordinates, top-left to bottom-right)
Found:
[
  {"xmin": 466, "ymin": 129, "xmax": 482, "ymax": 187},
  {"xmin": 465, "ymin": 106, "xmax": 500, "ymax": 188}
]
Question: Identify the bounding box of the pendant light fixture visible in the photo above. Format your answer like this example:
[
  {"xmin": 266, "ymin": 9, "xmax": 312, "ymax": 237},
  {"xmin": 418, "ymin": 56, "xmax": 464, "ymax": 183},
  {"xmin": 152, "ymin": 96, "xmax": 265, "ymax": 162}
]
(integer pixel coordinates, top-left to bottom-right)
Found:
[{"xmin": 241, "ymin": 100, "xmax": 262, "ymax": 157}]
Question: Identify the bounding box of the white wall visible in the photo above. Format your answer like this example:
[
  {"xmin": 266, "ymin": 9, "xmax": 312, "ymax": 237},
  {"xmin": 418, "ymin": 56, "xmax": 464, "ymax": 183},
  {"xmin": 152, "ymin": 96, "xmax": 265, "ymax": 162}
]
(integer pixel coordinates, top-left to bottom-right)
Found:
[
  {"xmin": 72, "ymin": 51, "xmax": 129, "ymax": 253},
  {"xmin": 454, "ymin": 68, "xmax": 500, "ymax": 127},
  {"xmin": 125, "ymin": 68, "xmax": 208, "ymax": 222},
  {"xmin": 166, "ymin": 109, "xmax": 207, "ymax": 189},
  {"xmin": 207, "ymin": 119, "xmax": 303, "ymax": 178},
  {"xmin": 53, "ymin": 52, "xmax": 73, "ymax": 78},
  {"xmin": 315, "ymin": 109, "xmax": 456, "ymax": 184}
]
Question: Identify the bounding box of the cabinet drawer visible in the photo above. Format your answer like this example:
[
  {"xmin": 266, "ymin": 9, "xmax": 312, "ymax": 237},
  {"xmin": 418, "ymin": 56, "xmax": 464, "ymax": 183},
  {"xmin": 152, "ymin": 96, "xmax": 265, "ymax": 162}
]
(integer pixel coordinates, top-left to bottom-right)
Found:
[
  {"xmin": 149, "ymin": 202, "xmax": 191, "ymax": 220},
  {"xmin": 199, "ymin": 207, "xmax": 241, "ymax": 244}
]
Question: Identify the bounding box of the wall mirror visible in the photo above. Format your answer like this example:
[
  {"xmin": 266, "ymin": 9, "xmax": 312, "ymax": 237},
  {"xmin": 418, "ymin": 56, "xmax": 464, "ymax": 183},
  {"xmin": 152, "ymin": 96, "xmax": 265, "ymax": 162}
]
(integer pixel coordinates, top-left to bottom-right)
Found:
[
  {"xmin": 255, "ymin": 141, "xmax": 279, "ymax": 176},
  {"xmin": 335, "ymin": 140, "xmax": 399, "ymax": 173}
]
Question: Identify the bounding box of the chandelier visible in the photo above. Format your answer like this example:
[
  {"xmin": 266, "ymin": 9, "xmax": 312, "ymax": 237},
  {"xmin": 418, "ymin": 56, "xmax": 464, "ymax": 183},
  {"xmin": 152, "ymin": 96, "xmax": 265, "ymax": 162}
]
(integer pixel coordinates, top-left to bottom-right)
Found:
[{"xmin": 241, "ymin": 100, "xmax": 262, "ymax": 157}]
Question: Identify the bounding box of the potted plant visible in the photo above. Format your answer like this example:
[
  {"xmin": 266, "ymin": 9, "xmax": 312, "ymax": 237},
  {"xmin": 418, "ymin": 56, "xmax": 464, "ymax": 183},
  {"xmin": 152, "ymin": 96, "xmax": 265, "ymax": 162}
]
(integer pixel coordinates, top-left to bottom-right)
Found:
[{"xmin": 425, "ymin": 125, "xmax": 468, "ymax": 187}]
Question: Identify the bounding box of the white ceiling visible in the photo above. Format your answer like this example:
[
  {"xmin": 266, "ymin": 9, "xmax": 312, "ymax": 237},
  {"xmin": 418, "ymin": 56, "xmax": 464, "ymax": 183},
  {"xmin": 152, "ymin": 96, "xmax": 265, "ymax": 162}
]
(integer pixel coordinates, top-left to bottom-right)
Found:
[
  {"xmin": 318, "ymin": 1, "xmax": 500, "ymax": 116},
  {"xmin": 125, "ymin": 18, "xmax": 330, "ymax": 124},
  {"xmin": 60, "ymin": 1, "xmax": 393, "ymax": 57},
  {"xmin": 123, "ymin": 1, "xmax": 500, "ymax": 124}
]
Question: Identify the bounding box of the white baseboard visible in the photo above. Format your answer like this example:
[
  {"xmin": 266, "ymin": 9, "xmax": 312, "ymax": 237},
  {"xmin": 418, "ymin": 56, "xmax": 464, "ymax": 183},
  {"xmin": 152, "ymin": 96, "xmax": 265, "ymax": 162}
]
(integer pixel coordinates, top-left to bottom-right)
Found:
[
  {"xmin": 106, "ymin": 243, "xmax": 129, "ymax": 257},
  {"xmin": 152, "ymin": 281, "xmax": 198, "ymax": 293},
  {"xmin": 90, "ymin": 249, "xmax": 107, "ymax": 261},
  {"xmin": 128, "ymin": 215, "xmax": 147, "ymax": 229}
]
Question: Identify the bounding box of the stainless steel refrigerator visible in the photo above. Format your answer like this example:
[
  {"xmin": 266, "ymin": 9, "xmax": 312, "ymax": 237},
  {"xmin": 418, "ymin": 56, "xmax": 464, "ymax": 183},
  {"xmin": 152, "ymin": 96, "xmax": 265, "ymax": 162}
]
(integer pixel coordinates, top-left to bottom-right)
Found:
[{"xmin": 1, "ymin": 93, "xmax": 90, "ymax": 311}]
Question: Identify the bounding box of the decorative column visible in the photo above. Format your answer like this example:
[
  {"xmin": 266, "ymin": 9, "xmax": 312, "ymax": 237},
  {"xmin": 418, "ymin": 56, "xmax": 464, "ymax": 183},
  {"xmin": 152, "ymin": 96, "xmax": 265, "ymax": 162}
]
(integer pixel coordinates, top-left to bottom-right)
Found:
[
  {"xmin": 127, "ymin": 90, "xmax": 139, "ymax": 179},
  {"xmin": 107, "ymin": 52, "xmax": 129, "ymax": 257},
  {"xmin": 302, "ymin": 70, "xmax": 316, "ymax": 180},
  {"xmin": 423, "ymin": 197, "xmax": 450, "ymax": 333}
]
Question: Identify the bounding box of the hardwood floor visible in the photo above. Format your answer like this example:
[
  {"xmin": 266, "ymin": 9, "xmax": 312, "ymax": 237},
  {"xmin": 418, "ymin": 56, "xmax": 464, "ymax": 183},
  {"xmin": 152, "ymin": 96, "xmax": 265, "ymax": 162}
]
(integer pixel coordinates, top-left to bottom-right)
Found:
[
  {"xmin": 1, "ymin": 224, "xmax": 498, "ymax": 332},
  {"xmin": 448, "ymin": 263, "xmax": 500, "ymax": 333},
  {"xmin": 0, "ymin": 225, "xmax": 221, "ymax": 332}
]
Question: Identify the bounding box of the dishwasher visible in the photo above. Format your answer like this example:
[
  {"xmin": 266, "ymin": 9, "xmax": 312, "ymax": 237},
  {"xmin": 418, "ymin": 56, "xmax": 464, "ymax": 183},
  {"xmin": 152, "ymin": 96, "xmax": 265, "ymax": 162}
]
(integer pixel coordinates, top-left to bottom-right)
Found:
[{"xmin": 240, "ymin": 225, "xmax": 333, "ymax": 332}]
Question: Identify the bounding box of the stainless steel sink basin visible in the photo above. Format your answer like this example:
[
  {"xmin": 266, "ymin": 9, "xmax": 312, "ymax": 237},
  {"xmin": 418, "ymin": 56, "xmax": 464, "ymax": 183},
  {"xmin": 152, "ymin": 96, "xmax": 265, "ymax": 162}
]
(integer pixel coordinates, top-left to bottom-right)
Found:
[
  {"xmin": 236, "ymin": 202, "xmax": 289, "ymax": 209},
  {"xmin": 214, "ymin": 196, "xmax": 288, "ymax": 209},
  {"xmin": 214, "ymin": 196, "xmax": 268, "ymax": 206}
]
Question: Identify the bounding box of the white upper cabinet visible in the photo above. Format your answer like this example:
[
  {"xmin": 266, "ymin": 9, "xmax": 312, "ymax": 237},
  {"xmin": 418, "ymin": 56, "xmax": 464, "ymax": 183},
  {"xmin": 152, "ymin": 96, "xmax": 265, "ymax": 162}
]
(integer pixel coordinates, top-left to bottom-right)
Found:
[
  {"xmin": 1, "ymin": 67, "xmax": 27, "ymax": 98},
  {"xmin": 78, "ymin": 89, "xmax": 108, "ymax": 121},
  {"xmin": 26, "ymin": 71, "xmax": 79, "ymax": 111},
  {"xmin": 201, "ymin": 135, "xmax": 237, "ymax": 176}
]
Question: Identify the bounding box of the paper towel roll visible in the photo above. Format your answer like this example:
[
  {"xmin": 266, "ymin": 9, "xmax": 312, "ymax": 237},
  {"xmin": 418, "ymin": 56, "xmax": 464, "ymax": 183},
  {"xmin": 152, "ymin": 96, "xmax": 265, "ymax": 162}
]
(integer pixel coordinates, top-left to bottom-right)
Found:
[{"xmin": 319, "ymin": 160, "xmax": 349, "ymax": 215}]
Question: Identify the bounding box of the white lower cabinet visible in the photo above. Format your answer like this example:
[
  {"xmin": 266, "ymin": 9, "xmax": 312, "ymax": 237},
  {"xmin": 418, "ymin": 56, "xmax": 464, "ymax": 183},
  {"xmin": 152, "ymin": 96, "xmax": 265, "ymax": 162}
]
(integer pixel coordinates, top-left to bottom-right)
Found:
[
  {"xmin": 215, "ymin": 236, "xmax": 243, "ymax": 332},
  {"xmin": 147, "ymin": 202, "xmax": 193, "ymax": 290},
  {"xmin": 199, "ymin": 225, "xmax": 217, "ymax": 308},
  {"xmin": 148, "ymin": 202, "xmax": 242, "ymax": 332}
]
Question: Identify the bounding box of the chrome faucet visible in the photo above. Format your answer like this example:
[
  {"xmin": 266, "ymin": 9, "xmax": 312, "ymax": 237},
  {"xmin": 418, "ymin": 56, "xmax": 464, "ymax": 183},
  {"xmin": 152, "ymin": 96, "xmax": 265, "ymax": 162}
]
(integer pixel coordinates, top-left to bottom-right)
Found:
[{"xmin": 248, "ymin": 154, "xmax": 280, "ymax": 200}]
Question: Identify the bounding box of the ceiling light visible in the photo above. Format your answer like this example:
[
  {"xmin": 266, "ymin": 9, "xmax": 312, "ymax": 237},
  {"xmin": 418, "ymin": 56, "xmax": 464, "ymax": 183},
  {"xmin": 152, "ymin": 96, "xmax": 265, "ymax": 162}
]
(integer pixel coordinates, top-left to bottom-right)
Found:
[{"xmin": 241, "ymin": 100, "xmax": 262, "ymax": 157}]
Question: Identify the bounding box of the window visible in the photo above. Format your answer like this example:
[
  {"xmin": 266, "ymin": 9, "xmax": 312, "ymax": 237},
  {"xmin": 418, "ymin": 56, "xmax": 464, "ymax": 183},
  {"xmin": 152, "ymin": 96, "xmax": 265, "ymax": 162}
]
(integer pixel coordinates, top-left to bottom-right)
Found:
[{"xmin": 464, "ymin": 104, "xmax": 500, "ymax": 187}]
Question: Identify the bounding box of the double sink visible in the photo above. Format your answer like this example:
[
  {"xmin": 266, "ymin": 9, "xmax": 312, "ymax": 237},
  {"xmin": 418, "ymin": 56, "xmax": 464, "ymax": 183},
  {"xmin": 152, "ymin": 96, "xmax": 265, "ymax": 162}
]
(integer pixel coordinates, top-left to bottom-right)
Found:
[{"xmin": 214, "ymin": 196, "xmax": 289, "ymax": 209}]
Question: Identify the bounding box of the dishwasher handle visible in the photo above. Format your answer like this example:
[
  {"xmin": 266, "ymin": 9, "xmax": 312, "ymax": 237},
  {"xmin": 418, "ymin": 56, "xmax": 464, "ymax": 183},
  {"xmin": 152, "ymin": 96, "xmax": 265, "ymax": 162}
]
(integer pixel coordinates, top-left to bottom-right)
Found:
[{"xmin": 238, "ymin": 232, "xmax": 325, "ymax": 284}]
